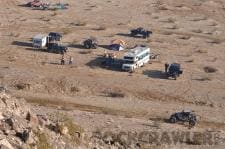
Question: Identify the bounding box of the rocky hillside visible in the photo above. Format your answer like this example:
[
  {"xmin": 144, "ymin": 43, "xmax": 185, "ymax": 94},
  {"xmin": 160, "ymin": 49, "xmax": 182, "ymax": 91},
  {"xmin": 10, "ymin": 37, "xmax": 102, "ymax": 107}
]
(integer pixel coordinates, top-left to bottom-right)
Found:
[{"xmin": 0, "ymin": 88, "xmax": 86, "ymax": 149}]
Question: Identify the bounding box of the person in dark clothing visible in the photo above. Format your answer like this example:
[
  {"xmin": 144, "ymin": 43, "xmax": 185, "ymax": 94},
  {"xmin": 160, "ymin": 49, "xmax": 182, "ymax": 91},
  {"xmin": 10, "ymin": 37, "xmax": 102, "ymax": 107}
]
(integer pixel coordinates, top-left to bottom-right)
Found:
[
  {"xmin": 61, "ymin": 56, "xmax": 65, "ymax": 65},
  {"xmin": 165, "ymin": 63, "xmax": 169, "ymax": 73}
]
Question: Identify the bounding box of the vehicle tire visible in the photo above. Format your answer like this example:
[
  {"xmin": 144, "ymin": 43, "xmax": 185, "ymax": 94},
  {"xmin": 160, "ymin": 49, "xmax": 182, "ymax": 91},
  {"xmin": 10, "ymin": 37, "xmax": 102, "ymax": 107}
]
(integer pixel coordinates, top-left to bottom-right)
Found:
[
  {"xmin": 93, "ymin": 44, "xmax": 98, "ymax": 49},
  {"xmin": 170, "ymin": 117, "xmax": 177, "ymax": 123},
  {"xmin": 84, "ymin": 44, "xmax": 89, "ymax": 49},
  {"xmin": 130, "ymin": 32, "xmax": 135, "ymax": 37},
  {"xmin": 174, "ymin": 75, "xmax": 177, "ymax": 80},
  {"xmin": 189, "ymin": 120, "xmax": 196, "ymax": 126}
]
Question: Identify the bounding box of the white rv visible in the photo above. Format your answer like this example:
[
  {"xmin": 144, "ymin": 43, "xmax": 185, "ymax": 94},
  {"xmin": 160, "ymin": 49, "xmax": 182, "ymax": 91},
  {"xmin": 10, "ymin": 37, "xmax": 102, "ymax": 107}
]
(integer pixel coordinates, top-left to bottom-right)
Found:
[
  {"xmin": 122, "ymin": 46, "xmax": 150, "ymax": 71},
  {"xmin": 33, "ymin": 34, "xmax": 48, "ymax": 48}
]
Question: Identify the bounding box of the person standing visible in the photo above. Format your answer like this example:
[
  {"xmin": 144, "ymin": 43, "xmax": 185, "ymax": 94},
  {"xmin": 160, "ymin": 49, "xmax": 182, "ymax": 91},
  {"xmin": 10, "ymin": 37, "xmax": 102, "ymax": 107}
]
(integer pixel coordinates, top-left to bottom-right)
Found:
[
  {"xmin": 61, "ymin": 56, "xmax": 65, "ymax": 65},
  {"xmin": 69, "ymin": 56, "xmax": 73, "ymax": 65},
  {"xmin": 165, "ymin": 63, "xmax": 169, "ymax": 73}
]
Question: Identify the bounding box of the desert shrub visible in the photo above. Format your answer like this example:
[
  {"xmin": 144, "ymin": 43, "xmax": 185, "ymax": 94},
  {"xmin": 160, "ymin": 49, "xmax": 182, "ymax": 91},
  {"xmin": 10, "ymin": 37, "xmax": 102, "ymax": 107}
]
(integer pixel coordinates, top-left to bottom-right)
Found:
[
  {"xmin": 35, "ymin": 131, "xmax": 52, "ymax": 149},
  {"xmin": 177, "ymin": 35, "xmax": 191, "ymax": 40},
  {"xmin": 55, "ymin": 113, "xmax": 84, "ymax": 144},
  {"xmin": 203, "ymin": 66, "xmax": 217, "ymax": 73},
  {"xmin": 161, "ymin": 31, "xmax": 172, "ymax": 35},
  {"xmin": 61, "ymin": 28, "xmax": 71, "ymax": 35},
  {"xmin": 207, "ymin": 39, "xmax": 221, "ymax": 44},
  {"xmin": 75, "ymin": 21, "xmax": 87, "ymax": 26},
  {"xmin": 51, "ymin": 12, "xmax": 57, "ymax": 16},
  {"xmin": 195, "ymin": 77, "xmax": 211, "ymax": 81},
  {"xmin": 70, "ymin": 86, "xmax": 80, "ymax": 93},
  {"xmin": 196, "ymin": 49, "xmax": 207, "ymax": 53},
  {"xmin": 103, "ymin": 90, "xmax": 125, "ymax": 98},
  {"xmin": 192, "ymin": 29, "xmax": 202, "ymax": 33},
  {"xmin": 168, "ymin": 18, "xmax": 176, "ymax": 23},
  {"xmin": 79, "ymin": 50, "xmax": 92, "ymax": 54},
  {"xmin": 15, "ymin": 83, "xmax": 30, "ymax": 90},
  {"xmin": 95, "ymin": 26, "xmax": 107, "ymax": 31},
  {"xmin": 185, "ymin": 59, "xmax": 194, "ymax": 63}
]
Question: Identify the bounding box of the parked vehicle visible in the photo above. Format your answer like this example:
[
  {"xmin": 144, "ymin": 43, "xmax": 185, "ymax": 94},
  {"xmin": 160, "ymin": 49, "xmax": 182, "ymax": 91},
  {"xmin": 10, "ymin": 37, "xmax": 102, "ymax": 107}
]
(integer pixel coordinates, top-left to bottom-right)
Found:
[
  {"xmin": 122, "ymin": 46, "xmax": 150, "ymax": 72},
  {"xmin": 48, "ymin": 32, "xmax": 62, "ymax": 41},
  {"xmin": 33, "ymin": 34, "xmax": 48, "ymax": 48},
  {"xmin": 169, "ymin": 110, "xmax": 197, "ymax": 126},
  {"xmin": 166, "ymin": 63, "xmax": 183, "ymax": 80},
  {"xmin": 130, "ymin": 27, "xmax": 152, "ymax": 38},
  {"xmin": 32, "ymin": 33, "xmax": 67, "ymax": 54},
  {"xmin": 26, "ymin": 0, "xmax": 40, "ymax": 7},
  {"xmin": 83, "ymin": 38, "xmax": 98, "ymax": 49},
  {"xmin": 26, "ymin": 0, "xmax": 49, "ymax": 8},
  {"xmin": 47, "ymin": 43, "xmax": 68, "ymax": 54}
]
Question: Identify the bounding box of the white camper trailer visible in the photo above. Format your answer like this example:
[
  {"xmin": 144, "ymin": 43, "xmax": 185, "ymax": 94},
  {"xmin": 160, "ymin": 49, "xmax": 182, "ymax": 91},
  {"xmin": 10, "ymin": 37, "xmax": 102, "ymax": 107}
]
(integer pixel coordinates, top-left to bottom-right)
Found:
[
  {"xmin": 122, "ymin": 46, "xmax": 150, "ymax": 71},
  {"xmin": 33, "ymin": 34, "xmax": 48, "ymax": 48}
]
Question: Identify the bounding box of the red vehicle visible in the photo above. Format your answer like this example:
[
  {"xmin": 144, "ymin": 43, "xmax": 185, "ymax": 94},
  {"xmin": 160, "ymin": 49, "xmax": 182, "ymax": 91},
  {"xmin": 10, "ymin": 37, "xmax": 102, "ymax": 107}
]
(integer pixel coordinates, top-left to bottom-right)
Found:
[
  {"xmin": 26, "ymin": 0, "xmax": 40, "ymax": 7},
  {"xmin": 26, "ymin": 0, "xmax": 49, "ymax": 8}
]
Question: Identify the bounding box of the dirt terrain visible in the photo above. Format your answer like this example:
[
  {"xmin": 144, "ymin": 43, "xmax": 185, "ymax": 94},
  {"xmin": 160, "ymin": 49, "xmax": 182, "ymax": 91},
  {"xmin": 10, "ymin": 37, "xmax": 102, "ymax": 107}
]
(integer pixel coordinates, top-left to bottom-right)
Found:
[{"xmin": 1, "ymin": 0, "xmax": 225, "ymax": 148}]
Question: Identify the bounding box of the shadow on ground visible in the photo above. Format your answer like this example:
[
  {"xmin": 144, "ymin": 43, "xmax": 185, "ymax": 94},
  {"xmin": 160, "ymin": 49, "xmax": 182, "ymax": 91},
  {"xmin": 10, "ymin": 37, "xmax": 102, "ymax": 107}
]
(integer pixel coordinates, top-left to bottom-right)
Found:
[
  {"xmin": 86, "ymin": 56, "xmax": 123, "ymax": 72},
  {"xmin": 143, "ymin": 70, "xmax": 167, "ymax": 79},
  {"xmin": 68, "ymin": 44, "xmax": 86, "ymax": 49},
  {"xmin": 98, "ymin": 44, "xmax": 110, "ymax": 50},
  {"xmin": 12, "ymin": 41, "xmax": 33, "ymax": 47},
  {"xmin": 116, "ymin": 33, "xmax": 144, "ymax": 39}
]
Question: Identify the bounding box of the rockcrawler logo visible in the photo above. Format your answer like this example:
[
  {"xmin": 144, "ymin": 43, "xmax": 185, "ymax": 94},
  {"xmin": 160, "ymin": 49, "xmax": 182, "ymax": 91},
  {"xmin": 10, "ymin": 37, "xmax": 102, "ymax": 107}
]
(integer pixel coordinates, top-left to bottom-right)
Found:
[{"xmin": 92, "ymin": 130, "xmax": 222, "ymax": 145}]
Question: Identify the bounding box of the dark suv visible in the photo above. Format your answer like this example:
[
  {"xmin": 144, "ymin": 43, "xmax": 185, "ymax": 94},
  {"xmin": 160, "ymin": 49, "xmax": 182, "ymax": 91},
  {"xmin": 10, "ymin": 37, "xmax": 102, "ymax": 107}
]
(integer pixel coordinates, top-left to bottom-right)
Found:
[
  {"xmin": 167, "ymin": 63, "xmax": 183, "ymax": 80},
  {"xmin": 130, "ymin": 27, "xmax": 152, "ymax": 38}
]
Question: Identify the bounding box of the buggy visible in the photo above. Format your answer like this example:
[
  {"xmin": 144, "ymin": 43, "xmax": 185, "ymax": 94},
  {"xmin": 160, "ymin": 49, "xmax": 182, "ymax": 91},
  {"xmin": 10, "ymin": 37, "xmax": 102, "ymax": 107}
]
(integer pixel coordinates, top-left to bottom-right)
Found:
[
  {"xmin": 83, "ymin": 38, "xmax": 98, "ymax": 49},
  {"xmin": 169, "ymin": 110, "xmax": 197, "ymax": 126},
  {"xmin": 167, "ymin": 63, "xmax": 183, "ymax": 80},
  {"xmin": 130, "ymin": 27, "xmax": 152, "ymax": 38}
]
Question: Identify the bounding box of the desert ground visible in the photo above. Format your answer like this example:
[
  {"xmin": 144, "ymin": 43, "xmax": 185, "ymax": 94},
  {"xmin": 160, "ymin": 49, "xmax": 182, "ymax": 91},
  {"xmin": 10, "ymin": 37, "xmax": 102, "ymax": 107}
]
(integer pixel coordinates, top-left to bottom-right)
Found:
[{"xmin": 1, "ymin": 0, "xmax": 225, "ymax": 148}]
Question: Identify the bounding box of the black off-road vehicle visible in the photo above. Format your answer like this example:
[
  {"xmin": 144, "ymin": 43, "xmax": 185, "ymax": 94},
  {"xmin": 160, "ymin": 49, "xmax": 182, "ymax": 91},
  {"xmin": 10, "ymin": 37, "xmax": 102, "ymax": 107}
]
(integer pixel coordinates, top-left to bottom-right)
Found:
[
  {"xmin": 167, "ymin": 63, "xmax": 183, "ymax": 80},
  {"xmin": 130, "ymin": 27, "xmax": 152, "ymax": 38},
  {"xmin": 169, "ymin": 110, "xmax": 197, "ymax": 126},
  {"xmin": 83, "ymin": 38, "xmax": 98, "ymax": 49}
]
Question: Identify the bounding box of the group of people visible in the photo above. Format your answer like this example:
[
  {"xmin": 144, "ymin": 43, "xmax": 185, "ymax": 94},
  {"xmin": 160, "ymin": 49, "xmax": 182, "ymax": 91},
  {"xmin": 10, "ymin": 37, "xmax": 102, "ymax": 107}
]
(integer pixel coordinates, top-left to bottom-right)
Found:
[
  {"xmin": 103, "ymin": 50, "xmax": 117, "ymax": 59},
  {"xmin": 61, "ymin": 55, "xmax": 73, "ymax": 65}
]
